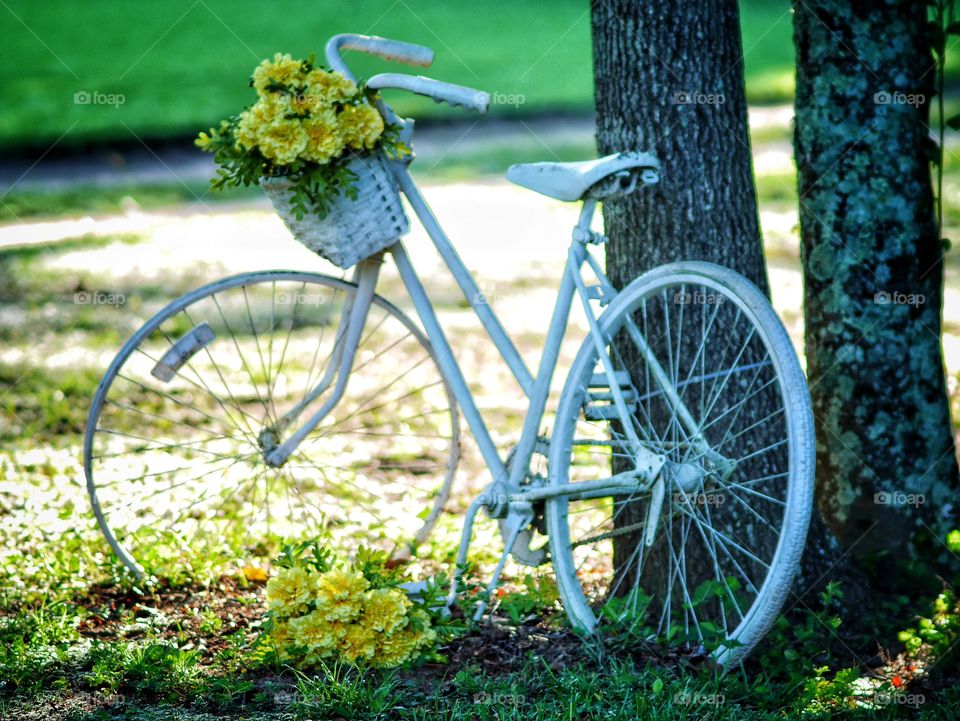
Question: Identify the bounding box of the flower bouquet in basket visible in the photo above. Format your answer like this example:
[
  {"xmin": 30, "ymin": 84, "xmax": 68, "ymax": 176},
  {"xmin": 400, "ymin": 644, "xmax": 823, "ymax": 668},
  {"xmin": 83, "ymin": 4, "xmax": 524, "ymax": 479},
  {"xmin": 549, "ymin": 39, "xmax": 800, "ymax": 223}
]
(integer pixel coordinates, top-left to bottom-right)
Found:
[{"xmin": 196, "ymin": 53, "xmax": 411, "ymax": 268}]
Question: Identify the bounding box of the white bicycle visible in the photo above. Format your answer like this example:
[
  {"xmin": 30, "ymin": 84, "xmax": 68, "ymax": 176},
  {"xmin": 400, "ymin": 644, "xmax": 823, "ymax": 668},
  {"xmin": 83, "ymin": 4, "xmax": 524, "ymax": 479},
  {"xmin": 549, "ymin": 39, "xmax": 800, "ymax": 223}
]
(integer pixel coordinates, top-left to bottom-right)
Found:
[{"xmin": 84, "ymin": 34, "xmax": 814, "ymax": 667}]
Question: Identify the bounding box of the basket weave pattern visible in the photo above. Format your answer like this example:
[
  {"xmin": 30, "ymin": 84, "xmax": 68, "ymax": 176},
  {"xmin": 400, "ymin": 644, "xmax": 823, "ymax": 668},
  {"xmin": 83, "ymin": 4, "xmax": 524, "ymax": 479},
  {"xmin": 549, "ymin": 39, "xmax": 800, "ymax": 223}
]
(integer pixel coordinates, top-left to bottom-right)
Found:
[{"xmin": 261, "ymin": 153, "xmax": 409, "ymax": 269}]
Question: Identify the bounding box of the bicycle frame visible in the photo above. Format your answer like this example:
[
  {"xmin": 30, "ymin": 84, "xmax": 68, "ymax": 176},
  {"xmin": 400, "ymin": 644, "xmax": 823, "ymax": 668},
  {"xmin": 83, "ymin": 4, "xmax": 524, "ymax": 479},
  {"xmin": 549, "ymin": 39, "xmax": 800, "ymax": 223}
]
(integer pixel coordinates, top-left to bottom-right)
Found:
[
  {"xmin": 266, "ymin": 132, "xmax": 673, "ymax": 502},
  {"xmin": 260, "ymin": 49, "xmax": 731, "ymax": 612}
]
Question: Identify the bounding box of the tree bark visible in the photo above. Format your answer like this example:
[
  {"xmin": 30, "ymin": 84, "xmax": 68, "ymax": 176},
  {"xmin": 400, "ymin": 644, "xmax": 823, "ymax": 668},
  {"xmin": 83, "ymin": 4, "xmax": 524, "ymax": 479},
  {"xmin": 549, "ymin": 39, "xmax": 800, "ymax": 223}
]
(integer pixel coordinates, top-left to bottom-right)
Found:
[
  {"xmin": 591, "ymin": 0, "xmax": 784, "ymax": 607},
  {"xmin": 592, "ymin": 0, "xmax": 766, "ymax": 288},
  {"xmin": 794, "ymin": 0, "xmax": 960, "ymax": 582}
]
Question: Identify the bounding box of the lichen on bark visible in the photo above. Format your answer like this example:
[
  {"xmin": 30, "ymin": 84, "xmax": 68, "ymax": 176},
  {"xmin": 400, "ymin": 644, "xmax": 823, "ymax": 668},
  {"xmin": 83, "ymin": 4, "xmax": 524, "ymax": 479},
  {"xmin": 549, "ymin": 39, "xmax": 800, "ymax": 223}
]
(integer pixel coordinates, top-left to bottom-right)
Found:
[{"xmin": 794, "ymin": 0, "xmax": 959, "ymax": 569}]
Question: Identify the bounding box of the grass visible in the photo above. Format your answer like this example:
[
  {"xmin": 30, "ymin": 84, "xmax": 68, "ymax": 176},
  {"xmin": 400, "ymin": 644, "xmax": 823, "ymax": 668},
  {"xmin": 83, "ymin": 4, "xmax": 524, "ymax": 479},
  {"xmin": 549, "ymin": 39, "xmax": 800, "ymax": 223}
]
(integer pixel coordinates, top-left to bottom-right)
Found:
[{"xmin": 0, "ymin": 0, "xmax": 803, "ymax": 151}]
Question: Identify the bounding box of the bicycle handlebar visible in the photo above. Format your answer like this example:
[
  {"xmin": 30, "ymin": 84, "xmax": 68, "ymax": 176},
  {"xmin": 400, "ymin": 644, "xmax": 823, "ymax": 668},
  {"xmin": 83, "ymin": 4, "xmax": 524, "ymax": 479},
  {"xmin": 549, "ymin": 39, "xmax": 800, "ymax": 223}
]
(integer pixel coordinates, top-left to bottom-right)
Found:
[
  {"xmin": 367, "ymin": 73, "xmax": 489, "ymax": 114},
  {"xmin": 325, "ymin": 34, "xmax": 434, "ymax": 79},
  {"xmin": 326, "ymin": 34, "xmax": 487, "ymax": 114}
]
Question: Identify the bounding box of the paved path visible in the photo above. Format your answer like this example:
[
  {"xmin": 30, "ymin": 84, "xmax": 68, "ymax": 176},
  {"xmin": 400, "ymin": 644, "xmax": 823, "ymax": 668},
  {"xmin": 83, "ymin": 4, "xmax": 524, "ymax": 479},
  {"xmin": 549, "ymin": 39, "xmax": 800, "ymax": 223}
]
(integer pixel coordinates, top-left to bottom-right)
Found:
[{"xmin": 0, "ymin": 108, "xmax": 794, "ymax": 191}]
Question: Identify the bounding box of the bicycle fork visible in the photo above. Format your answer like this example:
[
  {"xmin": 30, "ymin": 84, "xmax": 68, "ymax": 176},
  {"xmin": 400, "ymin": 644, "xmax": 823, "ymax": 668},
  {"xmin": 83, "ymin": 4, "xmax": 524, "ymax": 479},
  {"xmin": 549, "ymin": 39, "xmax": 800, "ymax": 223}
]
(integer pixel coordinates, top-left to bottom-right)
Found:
[{"xmin": 263, "ymin": 255, "xmax": 384, "ymax": 467}]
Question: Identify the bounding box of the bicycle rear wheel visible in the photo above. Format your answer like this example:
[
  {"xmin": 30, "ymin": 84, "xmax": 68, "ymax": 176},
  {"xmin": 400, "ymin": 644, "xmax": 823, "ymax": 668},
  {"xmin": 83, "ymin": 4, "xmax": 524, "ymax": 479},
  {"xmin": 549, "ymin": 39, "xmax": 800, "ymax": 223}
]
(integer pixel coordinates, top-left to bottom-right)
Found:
[
  {"xmin": 547, "ymin": 261, "xmax": 813, "ymax": 667},
  {"xmin": 84, "ymin": 270, "xmax": 460, "ymax": 575}
]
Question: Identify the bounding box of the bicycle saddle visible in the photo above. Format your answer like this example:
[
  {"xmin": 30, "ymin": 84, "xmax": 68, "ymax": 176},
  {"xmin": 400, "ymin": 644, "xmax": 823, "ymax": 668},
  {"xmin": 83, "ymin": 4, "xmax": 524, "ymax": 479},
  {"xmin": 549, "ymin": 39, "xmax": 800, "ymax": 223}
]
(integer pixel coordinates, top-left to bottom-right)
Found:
[{"xmin": 505, "ymin": 151, "xmax": 660, "ymax": 202}]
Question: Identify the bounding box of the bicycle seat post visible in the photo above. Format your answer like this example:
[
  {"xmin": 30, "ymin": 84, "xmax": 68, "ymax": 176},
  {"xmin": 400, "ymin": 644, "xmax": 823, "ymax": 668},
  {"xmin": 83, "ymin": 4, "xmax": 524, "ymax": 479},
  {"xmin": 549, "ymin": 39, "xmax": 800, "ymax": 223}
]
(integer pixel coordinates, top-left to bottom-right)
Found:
[{"xmin": 570, "ymin": 198, "xmax": 606, "ymax": 247}]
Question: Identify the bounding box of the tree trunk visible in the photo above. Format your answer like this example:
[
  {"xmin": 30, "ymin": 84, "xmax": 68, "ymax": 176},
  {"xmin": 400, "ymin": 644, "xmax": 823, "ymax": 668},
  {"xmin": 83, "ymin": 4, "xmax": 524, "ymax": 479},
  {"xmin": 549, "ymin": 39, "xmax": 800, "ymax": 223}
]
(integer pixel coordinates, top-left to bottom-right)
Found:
[
  {"xmin": 591, "ymin": 0, "xmax": 786, "ymax": 610},
  {"xmin": 592, "ymin": 0, "xmax": 766, "ymax": 287},
  {"xmin": 794, "ymin": 0, "xmax": 960, "ymax": 584}
]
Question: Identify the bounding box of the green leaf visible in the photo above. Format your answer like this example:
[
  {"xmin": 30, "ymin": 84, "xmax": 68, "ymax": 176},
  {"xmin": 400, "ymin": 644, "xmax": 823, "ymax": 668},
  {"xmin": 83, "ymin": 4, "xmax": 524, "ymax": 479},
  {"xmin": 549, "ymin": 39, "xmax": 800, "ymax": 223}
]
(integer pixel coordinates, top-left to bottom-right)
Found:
[{"xmin": 651, "ymin": 678, "xmax": 664, "ymax": 694}]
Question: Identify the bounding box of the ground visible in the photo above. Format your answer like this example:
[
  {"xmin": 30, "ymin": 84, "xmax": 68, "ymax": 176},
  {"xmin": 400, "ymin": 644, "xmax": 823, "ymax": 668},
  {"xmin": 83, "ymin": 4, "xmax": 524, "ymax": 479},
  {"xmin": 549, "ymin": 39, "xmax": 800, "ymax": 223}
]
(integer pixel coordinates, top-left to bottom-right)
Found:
[{"xmin": 2, "ymin": 110, "xmax": 960, "ymax": 719}]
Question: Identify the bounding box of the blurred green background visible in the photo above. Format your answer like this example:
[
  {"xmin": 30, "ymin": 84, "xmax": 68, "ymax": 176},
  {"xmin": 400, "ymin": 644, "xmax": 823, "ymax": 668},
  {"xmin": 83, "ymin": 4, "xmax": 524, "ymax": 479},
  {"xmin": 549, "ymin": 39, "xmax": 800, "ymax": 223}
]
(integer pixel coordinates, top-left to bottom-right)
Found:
[{"xmin": 0, "ymin": 0, "xmax": 796, "ymax": 150}]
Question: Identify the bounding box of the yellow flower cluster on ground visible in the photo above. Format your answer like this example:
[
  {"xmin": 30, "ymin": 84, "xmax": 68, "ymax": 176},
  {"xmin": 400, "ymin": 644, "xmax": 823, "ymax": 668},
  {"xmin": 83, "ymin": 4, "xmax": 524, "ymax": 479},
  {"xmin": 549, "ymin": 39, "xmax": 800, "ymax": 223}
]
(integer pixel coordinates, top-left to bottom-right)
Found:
[
  {"xmin": 265, "ymin": 563, "xmax": 436, "ymax": 668},
  {"xmin": 233, "ymin": 53, "xmax": 385, "ymax": 165}
]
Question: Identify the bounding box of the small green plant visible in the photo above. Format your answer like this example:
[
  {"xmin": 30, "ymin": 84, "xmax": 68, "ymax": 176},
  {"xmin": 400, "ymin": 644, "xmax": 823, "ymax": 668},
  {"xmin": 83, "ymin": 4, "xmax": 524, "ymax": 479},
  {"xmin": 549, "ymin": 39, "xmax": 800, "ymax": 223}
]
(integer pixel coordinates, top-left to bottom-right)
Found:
[
  {"xmin": 495, "ymin": 573, "xmax": 560, "ymax": 625},
  {"xmin": 122, "ymin": 643, "xmax": 203, "ymax": 701},
  {"xmin": 746, "ymin": 581, "xmax": 845, "ymax": 705},
  {"xmin": 289, "ymin": 661, "xmax": 400, "ymax": 718},
  {"xmin": 899, "ymin": 589, "xmax": 960, "ymax": 662}
]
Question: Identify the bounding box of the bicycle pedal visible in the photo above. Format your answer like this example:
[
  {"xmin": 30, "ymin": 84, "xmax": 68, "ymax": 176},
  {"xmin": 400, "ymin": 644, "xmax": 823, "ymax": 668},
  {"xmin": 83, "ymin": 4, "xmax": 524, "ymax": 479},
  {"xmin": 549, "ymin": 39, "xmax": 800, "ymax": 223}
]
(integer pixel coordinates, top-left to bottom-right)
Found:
[{"xmin": 583, "ymin": 370, "xmax": 639, "ymax": 420}]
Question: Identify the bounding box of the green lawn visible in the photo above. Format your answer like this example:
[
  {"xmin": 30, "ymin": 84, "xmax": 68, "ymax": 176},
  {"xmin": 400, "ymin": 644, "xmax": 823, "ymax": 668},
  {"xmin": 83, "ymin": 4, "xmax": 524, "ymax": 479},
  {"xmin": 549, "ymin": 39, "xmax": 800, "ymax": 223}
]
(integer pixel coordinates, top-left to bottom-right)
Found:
[{"xmin": 0, "ymin": 0, "xmax": 797, "ymax": 150}]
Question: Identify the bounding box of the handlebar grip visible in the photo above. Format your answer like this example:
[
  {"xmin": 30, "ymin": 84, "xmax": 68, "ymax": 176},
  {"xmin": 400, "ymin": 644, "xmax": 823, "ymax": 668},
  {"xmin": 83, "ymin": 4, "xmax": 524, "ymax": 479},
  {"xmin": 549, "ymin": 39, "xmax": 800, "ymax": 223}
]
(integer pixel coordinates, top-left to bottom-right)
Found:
[
  {"xmin": 367, "ymin": 73, "xmax": 489, "ymax": 113},
  {"xmin": 326, "ymin": 34, "xmax": 434, "ymax": 76}
]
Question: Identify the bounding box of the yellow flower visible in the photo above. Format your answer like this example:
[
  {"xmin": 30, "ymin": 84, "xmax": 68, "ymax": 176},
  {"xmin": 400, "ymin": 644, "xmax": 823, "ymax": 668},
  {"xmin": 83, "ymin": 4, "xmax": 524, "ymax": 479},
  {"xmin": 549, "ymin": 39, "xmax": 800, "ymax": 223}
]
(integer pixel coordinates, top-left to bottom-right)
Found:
[
  {"xmin": 339, "ymin": 624, "xmax": 377, "ymax": 663},
  {"xmin": 373, "ymin": 626, "xmax": 428, "ymax": 668},
  {"xmin": 361, "ymin": 588, "xmax": 410, "ymax": 634},
  {"xmin": 256, "ymin": 118, "xmax": 309, "ymax": 165},
  {"xmin": 234, "ymin": 95, "xmax": 290, "ymax": 150},
  {"xmin": 337, "ymin": 103, "xmax": 385, "ymax": 150},
  {"xmin": 289, "ymin": 609, "xmax": 341, "ymax": 654},
  {"xmin": 253, "ymin": 53, "xmax": 306, "ymax": 94},
  {"xmin": 306, "ymin": 68, "xmax": 358, "ymax": 103},
  {"xmin": 315, "ymin": 568, "xmax": 369, "ymax": 622},
  {"xmin": 268, "ymin": 620, "xmax": 296, "ymax": 660},
  {"xmin": 265, "ymin": 566, "xmax": 315, "ymax": 616},
  {"xmin": 302, "ymin": 112, "xmax": 345, "ymax": 163},
  {"xmin": 287, "ymin": 86, "xmax": 328, "ymax": 116},
  {"xmin": 372, "ymin": 609, "xmax": 435, "ymax": 668}
]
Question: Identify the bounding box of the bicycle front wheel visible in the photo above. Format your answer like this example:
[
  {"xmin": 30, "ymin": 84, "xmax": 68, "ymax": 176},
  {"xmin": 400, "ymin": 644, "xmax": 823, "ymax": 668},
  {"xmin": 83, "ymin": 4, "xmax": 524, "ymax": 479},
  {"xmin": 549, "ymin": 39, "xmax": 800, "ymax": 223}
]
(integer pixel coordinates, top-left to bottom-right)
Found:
[
  {"xmin": 547, "ymin": 261, "xmax": 813, "ymax": 667},
  {"xmin": 84, "ymin": 270, "xmax": 460, "ymax": 575}
]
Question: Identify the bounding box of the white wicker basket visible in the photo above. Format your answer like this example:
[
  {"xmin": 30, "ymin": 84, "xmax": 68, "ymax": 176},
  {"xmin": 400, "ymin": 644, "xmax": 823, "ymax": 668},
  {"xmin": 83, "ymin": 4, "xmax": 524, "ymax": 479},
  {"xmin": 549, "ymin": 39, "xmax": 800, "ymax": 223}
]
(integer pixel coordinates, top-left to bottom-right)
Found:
[{"xmin": 261, "ymin": 153, "xmax": 409, "ymax": 269}]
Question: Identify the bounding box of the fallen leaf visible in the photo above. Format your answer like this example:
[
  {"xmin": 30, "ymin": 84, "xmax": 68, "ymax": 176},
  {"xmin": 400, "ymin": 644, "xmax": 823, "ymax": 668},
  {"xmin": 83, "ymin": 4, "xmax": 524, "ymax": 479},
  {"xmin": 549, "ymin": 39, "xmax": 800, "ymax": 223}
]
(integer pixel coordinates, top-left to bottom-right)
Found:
[{"xmin": 243, "ymin": 566, "xmax": 268, "ymax": 582}]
